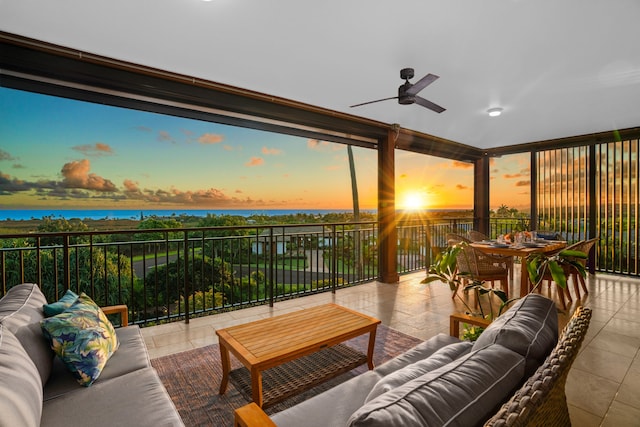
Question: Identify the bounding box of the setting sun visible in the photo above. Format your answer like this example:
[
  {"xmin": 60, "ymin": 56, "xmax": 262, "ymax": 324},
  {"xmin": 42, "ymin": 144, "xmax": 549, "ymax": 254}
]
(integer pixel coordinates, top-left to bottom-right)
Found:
[{"xmin": 400, "ymin": 191, "xmax": 428, "ymax": 211}]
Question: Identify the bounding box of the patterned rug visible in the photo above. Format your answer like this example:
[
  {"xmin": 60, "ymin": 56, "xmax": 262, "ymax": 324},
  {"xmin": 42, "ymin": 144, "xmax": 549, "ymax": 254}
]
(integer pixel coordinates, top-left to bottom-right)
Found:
[{"xmin": 151, "ymin": 324, "xmax": 422, "ymax": 426}]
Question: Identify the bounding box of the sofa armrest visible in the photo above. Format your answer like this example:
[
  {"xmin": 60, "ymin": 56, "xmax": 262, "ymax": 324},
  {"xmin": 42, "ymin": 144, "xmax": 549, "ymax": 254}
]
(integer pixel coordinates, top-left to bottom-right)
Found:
[
  {"xmin": 234, "ymin": 403, "xmax": 277, "ymax": 427},
  {"xmin": 450, "ymin": 313, "xmax": 491, "ymax": 338},
  {"xmin": 101, "ymin": 304, "xmax": 129, "ymax": 327}
]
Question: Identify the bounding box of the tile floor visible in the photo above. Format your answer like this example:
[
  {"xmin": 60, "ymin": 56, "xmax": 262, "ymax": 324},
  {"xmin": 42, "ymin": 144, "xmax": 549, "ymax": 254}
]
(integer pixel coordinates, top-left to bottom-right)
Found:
[{"xmin": 141, "ymin": 270, "xmax": 640, "ymax": 426}]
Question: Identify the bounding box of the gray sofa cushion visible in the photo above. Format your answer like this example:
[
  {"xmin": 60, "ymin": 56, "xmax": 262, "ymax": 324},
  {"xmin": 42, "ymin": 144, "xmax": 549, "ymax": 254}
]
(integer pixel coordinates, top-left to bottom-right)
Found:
[
  {"xmin": 373, "ymin": 333, "xmax": 461, "ymax": 376},
  {"xmin": 272, "ymin": 370, "xmax": 382, "ymax": 427},
  {"xmin": 0, "ymin": 283, "xmax": 47, "ymax": 331},
  {"xmin": 44, "ymin": 326, "xmax": 151, "ymax": 400},
  {"xmin": 0, "ymin": 283, "xmax": 53, "ymax": 385},
  {"xmin": 347, "ymin": 344, "xmax": 525, "ymax": 427},
  {"xmin": 472, "ymin": 293, "xmax": 558, "ymax": 375},
  {"xmin": 365, "ymin": 340, "xmax": 473, "ymax": 402},
  {"xmin": 41, "ymin": 367, "xmax": 184, "ymax": 427},
  {"xmin": 0, "ymin": 325, "xmax": 43, "ymax": 427}
]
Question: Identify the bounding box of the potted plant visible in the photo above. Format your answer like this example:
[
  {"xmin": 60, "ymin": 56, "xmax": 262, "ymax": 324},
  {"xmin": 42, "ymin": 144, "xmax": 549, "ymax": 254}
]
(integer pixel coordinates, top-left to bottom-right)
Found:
[{"xmin": 423, "ymin": 241, "xmax": 587, "ymax": 339}]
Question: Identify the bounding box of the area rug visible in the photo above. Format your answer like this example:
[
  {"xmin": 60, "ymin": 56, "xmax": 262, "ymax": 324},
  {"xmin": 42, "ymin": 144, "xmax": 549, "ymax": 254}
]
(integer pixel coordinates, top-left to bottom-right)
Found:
[{"xmin": 151, "ymin": 324, "xmax": 422, "ymax": 426}]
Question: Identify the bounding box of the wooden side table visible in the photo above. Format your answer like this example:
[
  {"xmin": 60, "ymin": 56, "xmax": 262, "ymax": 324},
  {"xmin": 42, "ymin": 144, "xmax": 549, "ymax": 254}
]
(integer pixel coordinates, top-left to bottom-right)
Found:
[{"xmin": 449, "ymin": 313, "xmax": 492, "ymax": 338}]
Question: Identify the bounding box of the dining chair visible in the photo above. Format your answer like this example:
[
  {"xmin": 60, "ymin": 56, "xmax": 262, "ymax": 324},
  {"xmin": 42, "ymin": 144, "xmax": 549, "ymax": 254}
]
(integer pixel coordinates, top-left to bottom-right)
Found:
[
  {"xmin": 563, "ymin": 237, "xmax": 599, "ymax": 299},
  {"xmin": 466, "ymin": 229, "xmax": 514, "ymax": 283},
  {"xmin": 539, "ymin": 238, "xmax": 598, "ymax": 308},
  {"xmin": 448, "ymin": 237, "xmax": 509, "ymax": 299}
]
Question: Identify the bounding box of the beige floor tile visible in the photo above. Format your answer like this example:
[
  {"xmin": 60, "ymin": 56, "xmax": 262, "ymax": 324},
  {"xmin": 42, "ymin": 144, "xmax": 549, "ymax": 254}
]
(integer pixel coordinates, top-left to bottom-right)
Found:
[
  {"xmin": 601, "ymin": 401, "xmax": 640, "ymax": 427},
  {"xmin": 568, "ymin": 404, "xmax": 603, "ymax": 427},
  {"xmin": 566, "ymin": 367, "xmax": 620, "ymax": 417}
]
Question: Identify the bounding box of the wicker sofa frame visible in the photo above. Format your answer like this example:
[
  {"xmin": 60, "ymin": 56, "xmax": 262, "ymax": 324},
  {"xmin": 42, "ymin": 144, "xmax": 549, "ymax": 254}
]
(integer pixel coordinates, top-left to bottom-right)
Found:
[{"xmin": 235, "ymin": 306, "xmax": 592, "ymax": 427}]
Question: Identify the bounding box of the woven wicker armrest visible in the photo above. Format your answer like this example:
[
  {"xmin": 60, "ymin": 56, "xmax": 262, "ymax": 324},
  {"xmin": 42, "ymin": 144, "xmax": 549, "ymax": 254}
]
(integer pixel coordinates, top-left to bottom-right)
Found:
[
  {"xmin": 234, "ymin": 403, "xmax": 277, "ymax": 427},
  {"xmin": 484, "ymin": 306, "xmax": 592, "ymax": 427},
  {"xmin": 101, "ymin": 304, "xmax": 129, "ymax": 327}
]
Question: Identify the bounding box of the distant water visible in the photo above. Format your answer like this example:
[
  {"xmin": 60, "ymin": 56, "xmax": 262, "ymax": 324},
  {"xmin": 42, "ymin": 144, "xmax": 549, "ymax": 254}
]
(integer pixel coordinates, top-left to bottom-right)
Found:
[{"xmin": 0, "ymin": 209, "xmax": 372, "ymax": 221}]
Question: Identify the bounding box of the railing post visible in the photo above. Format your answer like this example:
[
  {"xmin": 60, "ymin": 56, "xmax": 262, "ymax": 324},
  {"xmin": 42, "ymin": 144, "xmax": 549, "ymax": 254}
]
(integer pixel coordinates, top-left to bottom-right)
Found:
[
  {"xmin": 183, "ymin": 232, "xmax": 190, "ymax": 324},
  {"xmin": 331, "ymin": 224, "xmax": 337, "ymax": 293},
  {"xmin": 268, "ymin": 227, "xmax": 274, "ymax": 307},
  {"xmin": 63, "ymin": 235, "xmax": 70, "ymax": 289}
]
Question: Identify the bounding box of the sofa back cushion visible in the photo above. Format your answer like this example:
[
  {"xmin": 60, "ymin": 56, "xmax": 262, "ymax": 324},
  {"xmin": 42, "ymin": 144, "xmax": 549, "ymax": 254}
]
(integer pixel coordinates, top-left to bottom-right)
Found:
[
  {"xmin": 0, "ymin": 283, "xmax": 47, "ymax": 331},
  {"xmin": 472, "ymin": 293, "xmax": 558, "ymax": 375},
  {"xmin": 0, "ymin": 283, "xmax": 53, "ymax": 385},
  {"xmin": 347, "ymin": 344, "xmax": 525, "ymax": 427},
  {"xmin": 365, "ymin": 341, "xmax": 473, "ymax": 402},
  {"xmin": 0, "ymin": 325, "xmax": 43, "ymax": 427}
]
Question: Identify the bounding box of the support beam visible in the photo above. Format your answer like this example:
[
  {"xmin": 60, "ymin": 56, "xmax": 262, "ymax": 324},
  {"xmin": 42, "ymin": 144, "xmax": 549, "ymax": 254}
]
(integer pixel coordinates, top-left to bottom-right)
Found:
[
  {"xmin": 530, "ymin": 150, "xmax": 538, "ymax": 231},
  {"xmin": 378, "ymin": 129, "xmax": 399, "ymax": 283},
  {"xmin": 473, "ymin": 156, "xmax": 491, "ymax": 235}
]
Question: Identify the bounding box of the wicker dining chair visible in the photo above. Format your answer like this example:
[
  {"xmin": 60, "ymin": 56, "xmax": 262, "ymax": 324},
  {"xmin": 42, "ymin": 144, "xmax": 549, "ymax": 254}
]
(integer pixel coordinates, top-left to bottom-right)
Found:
[
  {"xmin": 466, "ymin": 230, "xmax": 514, "ymax": 283},
  {"xmin": 539, "ymin": 238, "xmax": 598, "ymax": 308},
  {"xmin": 448, "ymin": 238, "xmax": 509, "ymax": 299},
  {"xmin": 467, "ymin": 230, "xmax": 489, "ymax": 242}
]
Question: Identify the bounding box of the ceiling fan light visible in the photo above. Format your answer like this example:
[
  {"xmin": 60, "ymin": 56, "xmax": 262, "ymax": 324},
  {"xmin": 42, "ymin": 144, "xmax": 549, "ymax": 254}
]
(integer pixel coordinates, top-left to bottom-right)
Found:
[{"xmin": 487, "ymin": 107, "xmax": 503, "ymax": 117}]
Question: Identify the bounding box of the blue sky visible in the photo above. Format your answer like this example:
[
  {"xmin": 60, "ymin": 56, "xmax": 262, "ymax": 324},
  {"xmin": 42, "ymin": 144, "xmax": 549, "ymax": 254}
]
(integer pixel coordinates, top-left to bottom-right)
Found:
[{"xmin": 1, "ymin": 87, "xmax": 530, "ymax": 211}]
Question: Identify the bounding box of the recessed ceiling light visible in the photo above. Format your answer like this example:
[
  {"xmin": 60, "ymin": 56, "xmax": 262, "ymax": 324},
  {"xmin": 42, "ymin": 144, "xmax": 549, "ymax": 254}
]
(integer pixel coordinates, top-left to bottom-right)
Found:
[{"xmin": 487, "ymin": 107, "xmax": 503, "ymax": 117}]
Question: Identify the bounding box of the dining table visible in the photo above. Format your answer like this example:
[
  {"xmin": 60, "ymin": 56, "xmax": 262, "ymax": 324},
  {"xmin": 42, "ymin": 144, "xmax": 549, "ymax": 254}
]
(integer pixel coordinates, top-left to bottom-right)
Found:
[{"xmin": 470, "ymin": 240, "xmax": 567, "ymax": 297}]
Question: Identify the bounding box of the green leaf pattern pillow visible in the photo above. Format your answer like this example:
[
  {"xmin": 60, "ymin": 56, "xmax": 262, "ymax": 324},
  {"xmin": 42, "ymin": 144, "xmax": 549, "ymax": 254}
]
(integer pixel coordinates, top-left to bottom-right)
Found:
[
  {"xmin": 43, "ymin": 289, "xmax": 79, "ymax": 317},
  {"xmin": 40, "ymin": 293, "xmax": 119, "ymax": 386}
]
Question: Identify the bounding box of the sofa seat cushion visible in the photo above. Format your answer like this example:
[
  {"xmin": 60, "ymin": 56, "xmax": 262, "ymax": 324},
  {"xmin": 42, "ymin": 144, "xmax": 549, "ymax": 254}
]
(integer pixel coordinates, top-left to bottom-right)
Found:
[
  {"xmin": 373, "ymin": 333, "xmax": 461, "ymax": 376},
  {"xmin": 41, "ymin": 367, "xmax": 184, "ymax": 427},
  {"xmin": 0, "ymin": 283, "xmax": 53, "ymax": 386},
  {"xmin": 347, "ymin": 344, "xmax": 525, "ymax": 427},
  {"xmin": 0, "ymin": 325, "xmax": 43, "ymax": 427},
  {"xmin": 271, "ymin": 370, "xmax": 382, "ymax": 427},
  {"xmin": 472, "ymin": 293, "xmax": 558, "ymax": 375},
  {"xmin": 44, "ymin": 325, "xmax": 150, "ymax": 400},
  {"xmin": 365, "ymin": 340, "xmax": 473, "ymax": 402},
  {"xmin": 41, "ymin": 293, "xmax": 120, "ymax": 386}
]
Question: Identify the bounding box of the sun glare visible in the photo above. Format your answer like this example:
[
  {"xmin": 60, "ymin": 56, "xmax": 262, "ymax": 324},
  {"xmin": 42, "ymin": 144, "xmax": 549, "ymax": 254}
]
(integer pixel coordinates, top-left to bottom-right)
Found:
[{"xmin": 401, "ymin": 191, "xmax": 427, "ymax": 211}]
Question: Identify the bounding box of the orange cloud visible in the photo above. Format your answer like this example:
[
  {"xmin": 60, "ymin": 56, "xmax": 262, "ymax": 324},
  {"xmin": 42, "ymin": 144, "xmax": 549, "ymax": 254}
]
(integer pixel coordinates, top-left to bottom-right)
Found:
[
  {"xmin": 262, "ymin": 146, "xmax": 282, "ymax": 155},
  {"xmin": 60, "ymin": 159, "xmax": 117, "ymax": 192},
  {"xmin": 245, "ymin": 157, "xmax": 264, "ymax": 167},
  {"xmin": 452, "ymin": 161, "xmax": 473, "ymax": 169},
  {"xmin": 198, "ymin": 133, "xmax": 224, "ymax": 144},
  {"xmin": 123, "ymin": 179, "xmax": 140, "ymax": 192},
  {"xmin": 456, "ymin": 184, "xmax": 469, "ymax": 190},
  {"xmin": 72, "ymin": 143, "xmax": 114, "ymax": 156},
  {"xmin": 504, "ymin": 173, "xmax": 522, "ymax": 179},
  {"xmin": 515, "ymin": 180, "xmax": 530, "ymax": 187}
]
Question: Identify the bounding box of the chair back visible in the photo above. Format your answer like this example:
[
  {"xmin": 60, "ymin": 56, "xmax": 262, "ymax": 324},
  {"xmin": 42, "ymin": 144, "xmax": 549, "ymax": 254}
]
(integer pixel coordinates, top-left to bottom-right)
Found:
[{"xmin": 467, "ymin": 230, "xmax": 490, "ymax": 242}]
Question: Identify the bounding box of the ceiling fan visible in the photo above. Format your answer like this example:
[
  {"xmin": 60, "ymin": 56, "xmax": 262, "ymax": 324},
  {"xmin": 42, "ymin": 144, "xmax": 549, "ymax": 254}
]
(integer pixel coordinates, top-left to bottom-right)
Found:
[{"xmin": 350, "ymin": 68, "xmax": 446, "ymax": 113}]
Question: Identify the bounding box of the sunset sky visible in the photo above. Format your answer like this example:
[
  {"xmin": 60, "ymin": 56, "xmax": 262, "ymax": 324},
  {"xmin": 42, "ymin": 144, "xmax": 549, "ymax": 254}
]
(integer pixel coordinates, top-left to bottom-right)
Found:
[{"xmin": 0, "ymin": 87, "xmax": 530, "ymax": 212}]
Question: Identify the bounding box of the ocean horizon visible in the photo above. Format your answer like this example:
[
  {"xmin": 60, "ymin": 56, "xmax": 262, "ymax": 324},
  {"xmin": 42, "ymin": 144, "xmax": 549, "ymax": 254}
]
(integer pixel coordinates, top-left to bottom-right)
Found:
[
  {"xmin": 0, "ymin": 208, "xmax": 470, "ymax": 221},
  {"xmin": 0, "ymin": 208, "xmax": 373, "ymax": 221}
]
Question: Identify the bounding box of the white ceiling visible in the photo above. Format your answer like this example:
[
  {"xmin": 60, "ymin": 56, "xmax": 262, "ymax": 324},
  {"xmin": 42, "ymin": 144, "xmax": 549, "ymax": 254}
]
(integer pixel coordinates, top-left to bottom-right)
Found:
[{"xmin": 1, "ymin": 0, "xmax": 639, "ymax": 149}]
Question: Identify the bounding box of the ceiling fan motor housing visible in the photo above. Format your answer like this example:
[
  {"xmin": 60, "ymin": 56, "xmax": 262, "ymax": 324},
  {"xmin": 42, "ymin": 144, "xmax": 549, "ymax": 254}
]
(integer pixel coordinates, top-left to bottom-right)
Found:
[{"xmin": 398, "ymin": 82, "xmax": 415, "ymax": 104}]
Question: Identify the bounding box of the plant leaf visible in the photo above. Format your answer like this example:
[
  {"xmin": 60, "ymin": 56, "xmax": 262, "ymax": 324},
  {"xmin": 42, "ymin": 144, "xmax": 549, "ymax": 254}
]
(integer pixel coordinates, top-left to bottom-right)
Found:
[{"xmin": 548, "ymin": 260, "xmax": 567, "ymax": 288}]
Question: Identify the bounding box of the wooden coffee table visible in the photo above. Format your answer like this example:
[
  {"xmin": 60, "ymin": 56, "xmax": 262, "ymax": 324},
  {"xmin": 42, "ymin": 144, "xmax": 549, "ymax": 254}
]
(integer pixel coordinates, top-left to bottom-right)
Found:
[{"xmin": 216, "ymin": 303, "xmax": 380, "ymax": 407}]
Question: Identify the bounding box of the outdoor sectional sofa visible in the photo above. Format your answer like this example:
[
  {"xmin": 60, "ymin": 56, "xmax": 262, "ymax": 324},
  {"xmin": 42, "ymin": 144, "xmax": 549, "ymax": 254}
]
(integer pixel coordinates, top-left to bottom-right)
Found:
[
  {"xmin": 0, "ymin": 283, "xmax": 184, "ymax": 427},
  {"xmin": 235, "ymin": 293, "xmax": 592, "ymax": 427}
]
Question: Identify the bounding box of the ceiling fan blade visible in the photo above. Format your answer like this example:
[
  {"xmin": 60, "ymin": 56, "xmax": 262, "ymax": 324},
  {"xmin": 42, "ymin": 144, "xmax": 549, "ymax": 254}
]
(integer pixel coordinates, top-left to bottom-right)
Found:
[
  {"xmin": 405, "ymin": 73, "xmax": 439, "ymax": 96},
  {"xmin": 414, "ymin": 96, "xmax": 446, "ymax": 113},
  {"xmin": 350, "ymin": 96, "xmax": 398, "ymax": 108}
]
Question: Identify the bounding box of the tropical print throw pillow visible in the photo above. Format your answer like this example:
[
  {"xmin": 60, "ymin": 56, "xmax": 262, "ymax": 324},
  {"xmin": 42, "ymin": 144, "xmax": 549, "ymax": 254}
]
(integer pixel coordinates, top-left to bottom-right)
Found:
[{"xmin": 41, "ymin": 293, "xmax": 119, "ymax": 386}]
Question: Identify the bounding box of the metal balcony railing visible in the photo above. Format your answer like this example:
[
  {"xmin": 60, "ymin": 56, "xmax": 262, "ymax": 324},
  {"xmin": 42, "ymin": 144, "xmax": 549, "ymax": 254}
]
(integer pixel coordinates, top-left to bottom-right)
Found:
[
  {"xmin": 0, "ymin": 218, "xmax": 479, "ymax": 326},
  {"xmin": 5, "ymin": 214, "xmax": 624, "ymax": 327}
]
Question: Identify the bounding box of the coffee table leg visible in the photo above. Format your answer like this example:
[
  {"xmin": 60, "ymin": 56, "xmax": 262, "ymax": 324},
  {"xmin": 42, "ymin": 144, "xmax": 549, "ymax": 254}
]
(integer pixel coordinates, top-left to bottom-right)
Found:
[
  {"xmin": 366, "ymin": 327, "xmax": 377, "ymax": 370},
  {"xmin": 219, "ymin": 342, "xmax": 231, "ymax": 394},
  {"xmin": 250, "ymin": 367, "xmax": 264, "ymax": 407}
]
